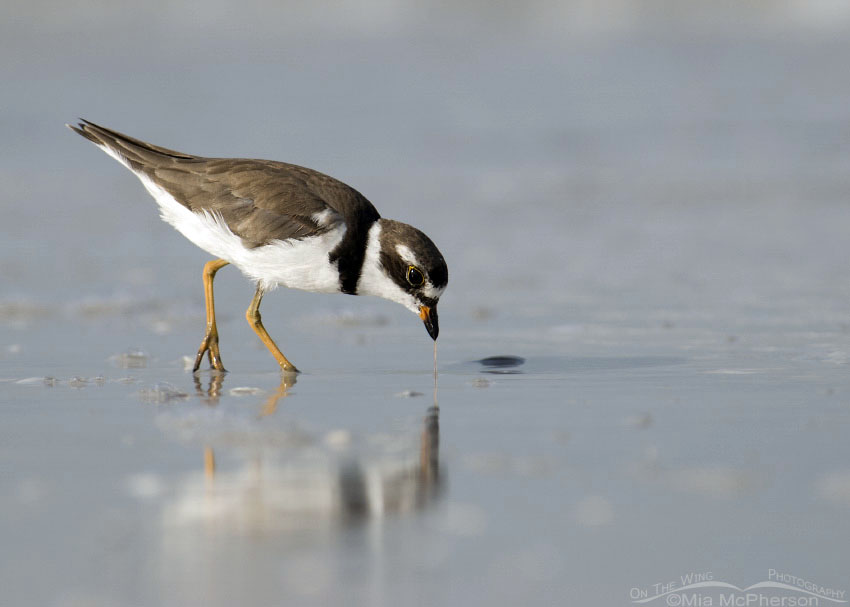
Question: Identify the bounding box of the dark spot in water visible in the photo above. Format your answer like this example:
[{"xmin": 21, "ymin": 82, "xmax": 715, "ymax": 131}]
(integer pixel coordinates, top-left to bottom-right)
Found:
[
  {"xmin": 477, "ymin": 355, "xmax": 525, "ymax": 374},
  {"xmin": 478, "ymin": 355, "xmax": 525, "ymax": 368},
  {"xmin": 447, "ymin": 355, "xmax": 685, "ymax": 376}
]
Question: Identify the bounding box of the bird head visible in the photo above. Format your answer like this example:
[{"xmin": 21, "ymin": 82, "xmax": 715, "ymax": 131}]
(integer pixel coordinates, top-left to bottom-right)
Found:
[{"xmin": 358, "ymin": 219, "xmax": 448, "ymax": 340}]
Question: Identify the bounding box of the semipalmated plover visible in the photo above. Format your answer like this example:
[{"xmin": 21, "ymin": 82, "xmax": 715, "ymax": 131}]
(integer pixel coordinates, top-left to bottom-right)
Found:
[{"xmin": 69, "ymin": 120, "xmax": 447, "ymax": 373}]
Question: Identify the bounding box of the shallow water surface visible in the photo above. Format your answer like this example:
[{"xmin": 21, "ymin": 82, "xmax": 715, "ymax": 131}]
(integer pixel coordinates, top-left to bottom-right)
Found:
[{"xmin": 3, "ymin": 318, "xmax": 850, "ymax": 605}]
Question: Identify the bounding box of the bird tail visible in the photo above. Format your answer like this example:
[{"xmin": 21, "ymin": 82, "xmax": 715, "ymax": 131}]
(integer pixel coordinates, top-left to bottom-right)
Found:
[{"xmin": 66, "ymin": 119, "xmax": 196, "ymax": 172}]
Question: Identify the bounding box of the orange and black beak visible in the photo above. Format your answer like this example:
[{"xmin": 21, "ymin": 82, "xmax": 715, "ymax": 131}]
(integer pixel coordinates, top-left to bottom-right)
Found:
[{"xmin": 419, "ymin": 304, "xmax": 439, "ymax": 341}]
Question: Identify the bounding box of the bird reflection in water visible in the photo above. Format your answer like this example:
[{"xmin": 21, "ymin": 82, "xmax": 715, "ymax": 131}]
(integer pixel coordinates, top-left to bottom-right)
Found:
[{"xmin": 164, "ymin": 372, "xmax": 442, "ymax": 531}]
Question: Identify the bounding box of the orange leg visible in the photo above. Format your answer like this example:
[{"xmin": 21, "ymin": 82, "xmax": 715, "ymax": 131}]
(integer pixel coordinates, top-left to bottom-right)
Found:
[
  {"xmin": 193, "ymin": 259, "xmax": 230, "ymax": 372},
  {"xmin": 246, "ymin": 286, "xmax": 299, "ymax": 373}
]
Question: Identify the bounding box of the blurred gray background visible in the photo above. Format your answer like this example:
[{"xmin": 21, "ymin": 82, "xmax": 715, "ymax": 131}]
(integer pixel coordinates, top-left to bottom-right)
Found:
[{"xmin": 4, "ymin": 0, "xmax": 850, "ymax": 317}]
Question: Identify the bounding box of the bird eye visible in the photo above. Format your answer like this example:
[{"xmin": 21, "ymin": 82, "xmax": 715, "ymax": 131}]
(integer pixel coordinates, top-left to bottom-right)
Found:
[{"xmin": 406, "ymin": 266, "xmax": 424, "ymax": 287}]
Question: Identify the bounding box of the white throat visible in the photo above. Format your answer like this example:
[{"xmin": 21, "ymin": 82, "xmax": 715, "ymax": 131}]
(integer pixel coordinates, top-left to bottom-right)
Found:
[{"xmin": 357, "ymin": 221, "xmax": 420, "ymax": 313}]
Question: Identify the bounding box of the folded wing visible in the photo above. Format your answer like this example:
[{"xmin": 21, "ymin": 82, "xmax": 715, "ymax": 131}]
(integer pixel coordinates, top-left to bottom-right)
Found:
[{"xmin": 68, "ymin": 120, "xmax": 383, "ymax": 248}]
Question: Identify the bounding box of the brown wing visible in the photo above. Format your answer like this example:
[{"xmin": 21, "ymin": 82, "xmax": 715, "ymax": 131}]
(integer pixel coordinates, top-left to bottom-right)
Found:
[
  {"xmin": 69, "ymin": 120, "xmax": 379, "ymax": 248},
  {"xmin": 151, "ymin": 159, "xmax": 342, "ymax": 247}
]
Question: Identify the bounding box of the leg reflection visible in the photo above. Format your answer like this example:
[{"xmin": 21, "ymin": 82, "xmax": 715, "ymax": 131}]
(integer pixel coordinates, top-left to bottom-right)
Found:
[
  {"xmin": 193, "ymin": 372, "xmax": 225, "ymax": 405},
  {"xmin": 259, "ymin": 373, "xmax": 297, "ymax": 418},
  {"xmin": 194, "ymin": 373, "xmax": 224, "ymax": 479},
  {"xmin": 204, "ymin": 446, "xmax": 215, "ymax": 480},
  {"xmin": 194, "ymin": 373, "xmax": 297, "ymax": 481}
]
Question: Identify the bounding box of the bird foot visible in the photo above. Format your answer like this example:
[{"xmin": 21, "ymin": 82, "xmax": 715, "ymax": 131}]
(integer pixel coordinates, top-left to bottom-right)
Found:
[{"xmin": 193, "ymin": 331, "xmax": 227, "ymax": 373}]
